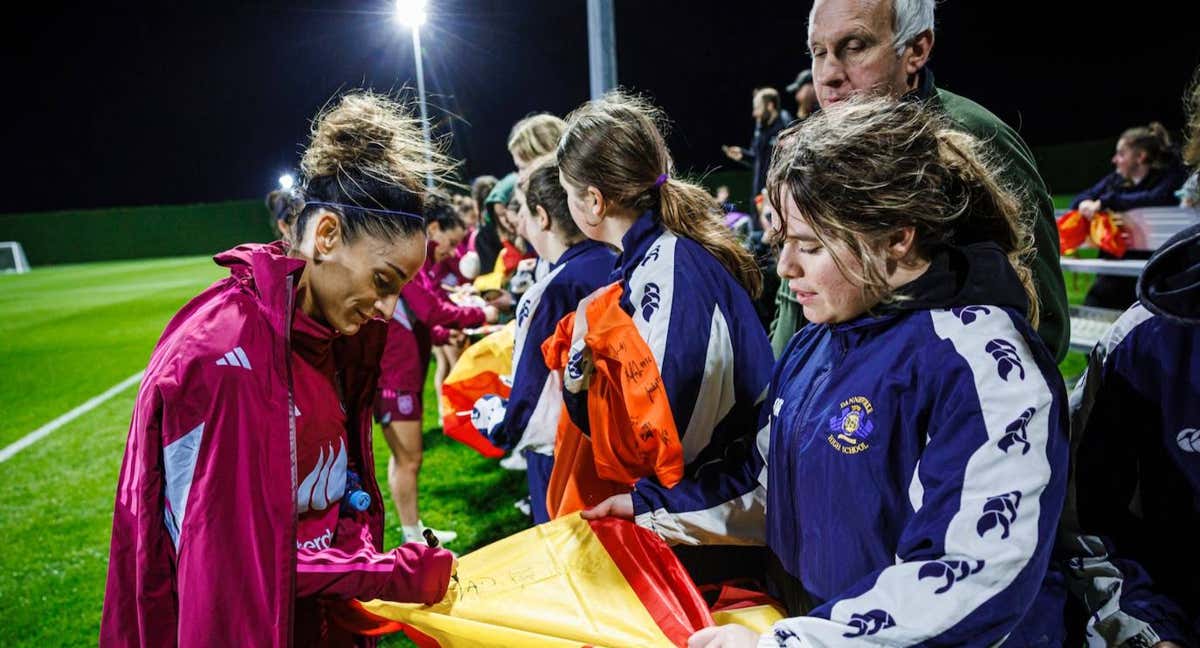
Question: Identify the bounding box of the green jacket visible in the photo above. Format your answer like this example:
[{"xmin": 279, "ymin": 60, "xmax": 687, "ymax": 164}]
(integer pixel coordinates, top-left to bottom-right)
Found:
[{"xmin": 771, "ymin": 72, "xmax": 1069, "ymax": 362}]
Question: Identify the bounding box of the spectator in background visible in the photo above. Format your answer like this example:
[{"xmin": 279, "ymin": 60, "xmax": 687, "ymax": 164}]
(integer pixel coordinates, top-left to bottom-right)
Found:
[
  {"xmin": 377, "ymin": 195, "xmax": 499, "ymax": 547},
  {"xmin": 461, "ymin": 175, "xmax": 499, "ymax": 281},
  {"xmin": 265, "ymin": 189, "xmax": 302, "ymax": 243},
  {"xmin": 785, "ymin": 69, "xmax": 818, "ymax": 121},
  {"xmin": 508, "ymin": 113, "xmax": 567, "ymax": 175},
  {"xmin": 1071, "ymin": 122, "xmax": 1189, "ymax": 309},
  {"xmin": 1072, "ymin": 123, "xmax": 1188, "ymax": 217},
  {"xmin": 767, "ymin": 0, "xmax": 1069, "ymax": 365},
  {"xmin": 722, "ymin": 87, "xmax": 793, "ymax": 226}
]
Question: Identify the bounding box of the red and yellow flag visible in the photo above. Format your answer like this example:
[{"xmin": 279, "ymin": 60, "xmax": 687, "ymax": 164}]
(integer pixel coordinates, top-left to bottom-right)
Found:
[
  {"xmin": 331, "ymin": 515, "xmax": 782, "ymax": 647},
  {"xmin": 439, "ymin": 322, "xmax": 514, "ymax": 458}
]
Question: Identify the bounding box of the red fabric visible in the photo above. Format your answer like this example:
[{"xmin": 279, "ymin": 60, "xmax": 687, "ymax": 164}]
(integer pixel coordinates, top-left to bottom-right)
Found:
[
  {"xmin": 700, "ymin": 582, "xmax": 783, "ymax": 612},
  {"xmin": 377, "ymin": 318, "xmax": 430, "ymax": 394},
  {"xmin": 1056, "ymin": 210, "xmax": 1089, "ymax": 255},
  {"xmin": 1090, "ymin": 211, "xmax": 1129, "ymax": 258},
  {"xmin": 440, "ymin": 372, "xmax": 508, "ymax": 458},
  {"xmin": 589, "ymin": 518, "xmax": 714, "ymax": 645},
  {"xmin": 500, "ymin": 240, "xmax": 530, "ymax": 274}
]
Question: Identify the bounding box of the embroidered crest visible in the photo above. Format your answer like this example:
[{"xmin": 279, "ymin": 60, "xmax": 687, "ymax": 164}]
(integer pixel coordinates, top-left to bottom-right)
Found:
[
  {"xmin": 396, "ymin": 393, "xmax": 415, "ymax": 416},
  {"xmin": 827, "ymin": 396, "xmax": 875, "ymax": 455}
]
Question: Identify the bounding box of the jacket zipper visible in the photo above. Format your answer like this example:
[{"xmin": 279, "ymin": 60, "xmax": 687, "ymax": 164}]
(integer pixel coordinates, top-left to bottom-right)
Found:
[{"xmin": 284, "ymin": 274, "xmax": 298, "ymax": 648}]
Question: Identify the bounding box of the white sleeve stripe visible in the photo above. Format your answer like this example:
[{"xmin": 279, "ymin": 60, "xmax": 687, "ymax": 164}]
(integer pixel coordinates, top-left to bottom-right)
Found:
[
  {"xmin": 512, "ymin": 371, "xmax": 563, "ymax": 454},
  {"xmin": 511, "ymin": 264, "xmax": 563, "ymax": 371},
  {"xmin": 163, "ymin": 422, "xmax": 205, "ymax": 550},
  {"xmin": 778, "ymin": 308, "xmax": 1055, "ymax": 646},
  {"xmin": 627, "ymin": 232, "xmax": 676, "ymax": 372},
  {"xmin": 680, "ymin": 307, "xmax": 737, "ymax": 465},
  {"xmin": 635, "ymin": 485, "xmax": 767, "ymax": 547}
]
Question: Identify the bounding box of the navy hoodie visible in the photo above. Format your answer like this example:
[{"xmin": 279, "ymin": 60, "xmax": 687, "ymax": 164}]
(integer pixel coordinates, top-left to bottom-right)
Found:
[
  {"xmin": 1061, "ymin": 222, "xmax": 1200, "ymax": 647},
  {"xmin": 637, "ymin": 242, "xmax": 1071, "ymax": 647}
]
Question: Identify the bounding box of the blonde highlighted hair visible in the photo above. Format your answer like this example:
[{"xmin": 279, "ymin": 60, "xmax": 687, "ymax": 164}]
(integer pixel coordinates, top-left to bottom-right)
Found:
[
  {"xmin": 557, "ymin": 91, "xmax": 762, "ymax": 298},
  {"xmin": 507, "ymin": 113, "xmax": 567, "ymax": 166},
  {"xmin": 767, "ymin": 96, "xmax": 1038, "ymax": 325},
  {"xmin": 1183, "ymin": 66, "xmax": 1200, "ymax": 168}
]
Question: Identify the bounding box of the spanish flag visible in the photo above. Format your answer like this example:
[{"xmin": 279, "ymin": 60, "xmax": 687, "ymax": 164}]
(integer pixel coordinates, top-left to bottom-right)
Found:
[
  {"xmin": 439, "ymin": 322, "xmax": 514, "ymax": 458},
  {"xmin": 331, "ymin": 515, "xmax": 781, "ymax": 647}
]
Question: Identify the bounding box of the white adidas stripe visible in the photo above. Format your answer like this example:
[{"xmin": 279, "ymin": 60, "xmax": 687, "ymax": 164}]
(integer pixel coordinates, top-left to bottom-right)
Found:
[{"xmin": 215, "ymin": 347, "xmax": 251, "ymax": 370}]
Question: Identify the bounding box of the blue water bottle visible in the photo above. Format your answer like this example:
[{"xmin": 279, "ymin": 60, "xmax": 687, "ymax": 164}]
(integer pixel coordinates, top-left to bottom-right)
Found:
[{"xmin": 343, "ymin": 470, "xmax": 371, "ymax": 513}]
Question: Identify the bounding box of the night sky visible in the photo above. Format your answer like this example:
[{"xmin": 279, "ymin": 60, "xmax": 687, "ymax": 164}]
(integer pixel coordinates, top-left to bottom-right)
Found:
[{"xmin": 4, "ymin": 1, "xmax": 1199, "ymax": 214}]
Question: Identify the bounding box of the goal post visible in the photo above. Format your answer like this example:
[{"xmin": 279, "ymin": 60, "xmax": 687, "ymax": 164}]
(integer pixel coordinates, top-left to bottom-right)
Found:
[{"xmin": 0, "ymin": 241, "xmax": 31, "ymax": 274}]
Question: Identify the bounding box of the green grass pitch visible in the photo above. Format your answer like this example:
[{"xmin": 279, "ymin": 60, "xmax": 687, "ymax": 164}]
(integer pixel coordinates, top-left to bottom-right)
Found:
[
  {"xmin": 0, "ymin": 254, "xmax": 1091, "ymax": 646},
  {"xmin": 0, "ymin": 256, "xmax": 527, "ymax": 646}
]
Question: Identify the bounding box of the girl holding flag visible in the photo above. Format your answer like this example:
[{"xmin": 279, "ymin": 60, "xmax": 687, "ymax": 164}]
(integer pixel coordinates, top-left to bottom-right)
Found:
[
  {"xmin": 479, "ymin": 159, "xmax": 616, "ymax": 523},
  {"xmin": 548, "ymin": 92, "xmax": 775, "ymax": 547}
]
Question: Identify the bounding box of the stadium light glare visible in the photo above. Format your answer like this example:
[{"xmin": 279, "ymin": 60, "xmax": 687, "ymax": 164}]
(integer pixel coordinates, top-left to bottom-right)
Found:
[
  {"xmin": 395, "ymin": 0, "xmax": 427, "ymax": 29},
  {"xmin": 278, "ymin": 174, "xmax": 295, "ymax": 190},
  {"xmin": 395, "ymin": 0, "xmax": 434, "ymax": 188}
]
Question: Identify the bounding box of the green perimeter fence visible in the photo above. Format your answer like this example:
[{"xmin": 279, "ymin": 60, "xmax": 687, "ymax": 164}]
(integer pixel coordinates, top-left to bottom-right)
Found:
[{"xmin": 1, "ymin": 200, "xmax": 276, "ymax": 267}]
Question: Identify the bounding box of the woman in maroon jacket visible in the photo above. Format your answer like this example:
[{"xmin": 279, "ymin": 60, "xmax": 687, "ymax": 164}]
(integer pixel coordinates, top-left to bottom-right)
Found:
[
  {"xmin": 375, "ymin": 195, "xmax": 498, "ymax": 545},
  {"xmin": 102, "ymin": 92, "xmax": 456, "ymax": 647}
]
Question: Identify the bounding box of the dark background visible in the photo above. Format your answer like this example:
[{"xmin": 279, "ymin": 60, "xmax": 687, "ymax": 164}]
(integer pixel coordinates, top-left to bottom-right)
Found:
[{"xmin": 4, "ymin": 0, "xmax": 1199, "ymax": 214}]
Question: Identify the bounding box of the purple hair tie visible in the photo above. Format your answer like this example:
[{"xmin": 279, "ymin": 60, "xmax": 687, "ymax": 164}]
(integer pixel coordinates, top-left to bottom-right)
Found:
[{"xmin": 653, "ymin": 173, "xmax": 669, "ymax": 188}]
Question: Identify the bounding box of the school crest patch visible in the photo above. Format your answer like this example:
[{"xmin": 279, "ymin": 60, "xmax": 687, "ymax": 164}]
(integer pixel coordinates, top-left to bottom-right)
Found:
[{"xmin": 827, "ymin": 395, "xmax": 875, "ymax": 455}]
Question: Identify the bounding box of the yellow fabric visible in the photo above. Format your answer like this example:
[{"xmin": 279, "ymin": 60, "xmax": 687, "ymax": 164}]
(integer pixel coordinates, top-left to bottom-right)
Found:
[
  {"xmin": 356, "ymin": 515, "xmax": 677, "ymax": 647},
  {"xmin": 472, "ymin": 253, "xmax": 508, "ymax": 293},
  {"xmin": 711, "ymin": 605, "xmax": 786, "ymax": 635},
  {"xmin": 439, "ymin": 322, "xmax": 515, "ymax": 415}
]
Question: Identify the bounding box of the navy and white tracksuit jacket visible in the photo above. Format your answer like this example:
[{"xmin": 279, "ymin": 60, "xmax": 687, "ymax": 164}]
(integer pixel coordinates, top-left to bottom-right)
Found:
[
  {"xmin": 640, "ymin": 243, "xmax": 1071, "ymax": 646},
  {"xmin": 563, "ymin": 211, "xmax": 775, "ymax": 527},
  {"xmin": 1061, "ymin": 222, "xmax": 1200, "ymax": 647},
  {"xmin": 487, "ymin": 239, "xmax": 617, "ymax": 455}
]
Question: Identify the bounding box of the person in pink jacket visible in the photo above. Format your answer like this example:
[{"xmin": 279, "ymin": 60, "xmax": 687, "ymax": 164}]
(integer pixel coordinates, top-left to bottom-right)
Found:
[
  {"xmin": 376, "ymin": 194, "xmax": 498, "ymax": 545},
  {"xmin": 101, "ymin": 92, "xmax": 456, "ymax": 647}
]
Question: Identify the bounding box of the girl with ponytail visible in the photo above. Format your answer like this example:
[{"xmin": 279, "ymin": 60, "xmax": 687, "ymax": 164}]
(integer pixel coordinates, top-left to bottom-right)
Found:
[
  {"xmin": 1071, "ymin": 121, "xmax": 1190, "ymax": 309},
  {"xmin": 103, "ymin": 92, "xmax": 456, "ymax": 647},
  {"xmin": 678, "ymin": 97, "xmax": 1070, "ymax": 648},
  {"xmin": 551, "ymin": 92, "xmax": 775, "ymax": 569}
]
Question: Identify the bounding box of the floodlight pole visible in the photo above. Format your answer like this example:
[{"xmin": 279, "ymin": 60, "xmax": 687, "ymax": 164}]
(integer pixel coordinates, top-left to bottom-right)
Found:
[
  {"xmin": 587, "ymin": 0, "xmax": 617, "ymax": 99},
  {"xmin": 411, "ymin": 27, "xmax": 434, "ymax": 189}
]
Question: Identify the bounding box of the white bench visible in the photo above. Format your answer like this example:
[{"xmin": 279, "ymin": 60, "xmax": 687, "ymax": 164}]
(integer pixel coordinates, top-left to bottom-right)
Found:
[{"xmin": 1059, "ymin": 206, "xmax": 1199, "ymax": 353}]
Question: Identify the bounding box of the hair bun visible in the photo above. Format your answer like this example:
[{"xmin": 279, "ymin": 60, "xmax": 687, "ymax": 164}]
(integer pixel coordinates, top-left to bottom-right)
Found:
[{"xmin": 301, "ymin": 91, "xmax": 452, "ymax": 195}]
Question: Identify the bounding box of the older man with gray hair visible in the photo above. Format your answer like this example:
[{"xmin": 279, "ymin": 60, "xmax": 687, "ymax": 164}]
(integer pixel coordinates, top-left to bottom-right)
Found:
[{"xmin": 766, "ymin": 0, "xmax": 1069, "ymax": 368}]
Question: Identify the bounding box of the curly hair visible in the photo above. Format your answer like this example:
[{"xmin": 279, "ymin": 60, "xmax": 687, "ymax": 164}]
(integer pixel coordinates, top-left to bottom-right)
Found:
[
  {"xmin": 296, "ymin": 91, "xmax": 455, "ymax": 243},
  {"xmin": 767, "ymin": 96, "xmax": 1038, "ymax": 324}
]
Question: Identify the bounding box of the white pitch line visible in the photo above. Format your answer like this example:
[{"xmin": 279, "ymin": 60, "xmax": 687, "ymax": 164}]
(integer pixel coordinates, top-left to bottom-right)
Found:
[{"xmin": 0, "ymin": 371, "xmax": 144, "ymax": 464}]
